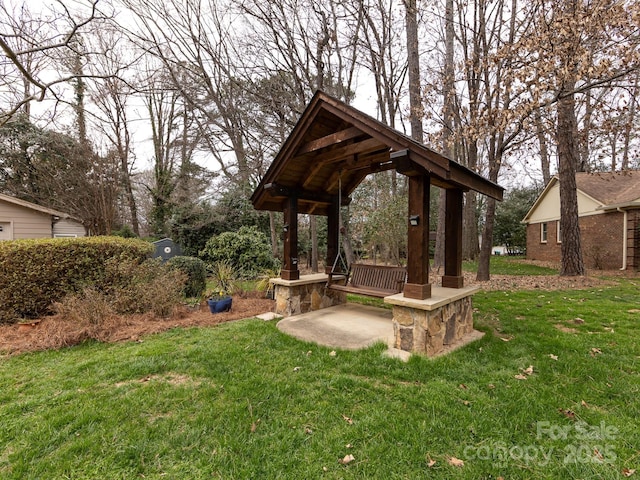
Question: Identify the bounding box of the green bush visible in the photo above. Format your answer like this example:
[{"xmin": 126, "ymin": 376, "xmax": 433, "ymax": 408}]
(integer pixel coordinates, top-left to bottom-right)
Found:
[
  {"xmin": 166, "ymin": 256, "xmax": 207, "ymax": 298},
  {"xmin": 0, "ymin": 236, "xmax": 153, "ymax": 323},
  {"xmin": 199, "ymin": 226, "xmax": 279, "ymax": 279}
]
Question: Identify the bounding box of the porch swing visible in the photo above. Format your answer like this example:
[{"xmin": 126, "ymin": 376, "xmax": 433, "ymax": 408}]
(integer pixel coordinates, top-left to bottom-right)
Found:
[{"xmin": 326, "ymin": 171, "xmax": 407, "ymax": 298}]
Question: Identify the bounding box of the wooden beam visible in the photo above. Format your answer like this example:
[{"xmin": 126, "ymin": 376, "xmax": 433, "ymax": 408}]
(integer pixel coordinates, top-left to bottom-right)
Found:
[
  {"xmin": 449, "ymin": 163, "xmax": 504, "ymax": 200},
  {"xmin": 296, "ymin": 126, "xmax": 364, "ymax": 155},
  {"xmin": 264, "ymin": 182, "xmax": 351, "ymax": 208},
  {"xmin": 300, "ymin": 137, "xmax": 387, "ymax": 165},
  {"xmin": 301, "ymin": 158, "xmax": 343, "ymax": 189},
  {"xmin": 442, "ymin": 188, "xmax": 464, "ymax": 288},
  {"xmin": 404, "ymin": 174, "xmax": 431, "ymax": 300}
]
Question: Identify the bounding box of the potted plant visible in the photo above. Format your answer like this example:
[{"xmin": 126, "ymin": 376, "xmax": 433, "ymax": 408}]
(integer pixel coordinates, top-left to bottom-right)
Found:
[
  {"xmin": 206, "ymin": 261, "xmax": 237, "ymax": 314},
  {"xmin": 207, "ymin": 290, "xmax": 232, "ymax": 313}
]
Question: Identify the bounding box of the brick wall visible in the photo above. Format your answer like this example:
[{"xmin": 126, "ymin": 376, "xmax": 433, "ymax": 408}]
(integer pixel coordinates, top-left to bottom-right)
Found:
[
  {"xmin": 627, "ymin": 210, "xmax": 640, "ymax": 270},
  {"xmin": 526, "ymin": 220, "xmax": 561, "ymax": 263},
  {"xmin": 527, "ymin": 211, "xmax": 626, "ymax": 270}
]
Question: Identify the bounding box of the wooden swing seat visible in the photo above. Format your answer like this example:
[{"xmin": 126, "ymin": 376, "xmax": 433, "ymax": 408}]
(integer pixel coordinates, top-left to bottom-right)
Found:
[{"xmin": 327, "ymin": 263, "xmax": 406, "ymax": 298}]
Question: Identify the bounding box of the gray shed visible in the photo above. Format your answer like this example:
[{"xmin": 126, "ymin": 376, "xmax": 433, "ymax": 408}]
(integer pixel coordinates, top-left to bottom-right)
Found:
[{"xmin": 153, "ymin": 238, "xmax": 182, "ymax": 262}]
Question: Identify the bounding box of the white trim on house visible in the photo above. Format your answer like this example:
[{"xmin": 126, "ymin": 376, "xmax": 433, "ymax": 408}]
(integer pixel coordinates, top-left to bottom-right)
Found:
[{"xmin": 522, "ymin": 176, "xmax": 606, "ymax": 225}]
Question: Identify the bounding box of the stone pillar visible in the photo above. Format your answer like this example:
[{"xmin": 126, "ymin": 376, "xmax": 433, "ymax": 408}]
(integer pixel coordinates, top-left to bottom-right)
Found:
[
  {"xmin": 404, "ymin": 173, "xmax": 432, "ymax": 299},
  {"xmin": 385, "ymin": 286, "xmax": 481, "ymax": 357},
  {"xmin": 281, "ymin": 195, "xmax": 299, "ymax": 280},
  {"xmin": 272, "ymin": 274, "xmax": 346, "ymax": 317},
  {"xmin": 442, "ymin": 188, "xmax": 464, "ymax": 288}
]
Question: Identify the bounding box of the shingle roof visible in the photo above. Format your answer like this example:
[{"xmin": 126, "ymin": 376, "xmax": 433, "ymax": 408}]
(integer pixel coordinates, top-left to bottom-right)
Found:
[
  {"xmin": 0, "ymin": 193, "xmax": 80, "ymax": 221},
  {"xmin": 576, "ymin": 171, "xmax": 640, "ymax": 206}
]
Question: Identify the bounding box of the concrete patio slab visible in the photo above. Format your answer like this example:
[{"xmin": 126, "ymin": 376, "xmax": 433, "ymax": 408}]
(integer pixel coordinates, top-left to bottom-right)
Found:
[{"xmin": 276, "ymin": 304, "xmax": 394, "ymax": 350}]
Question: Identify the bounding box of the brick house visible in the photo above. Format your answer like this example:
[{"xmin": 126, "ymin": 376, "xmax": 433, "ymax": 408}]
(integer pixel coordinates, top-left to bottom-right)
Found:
[{"xmin": 522, "ymin": 171, "xmax": 640, "ymax": 270}]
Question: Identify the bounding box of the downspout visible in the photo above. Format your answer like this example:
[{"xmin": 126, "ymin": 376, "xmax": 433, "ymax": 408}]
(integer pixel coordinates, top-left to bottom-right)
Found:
[{"xmin": 617, "ymin": 208, "xmax": 627, "ymax": 270}]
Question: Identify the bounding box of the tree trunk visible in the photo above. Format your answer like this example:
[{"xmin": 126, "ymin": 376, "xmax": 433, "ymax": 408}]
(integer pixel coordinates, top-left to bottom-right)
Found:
[
  {"xmin": 435, "ymin": 0, "xmax": 455, "ymax": 267},
  {"xmin": 622, "ymin": 72, "xmax": 638, "ymax": 170},
  {"xmin": 121, "ymin": 160, "xmax": 140, "ymax": 236},
  {"xmin": 269, "ymin": 211, "xmax": 279, "ymax": 259},
  {"xmin": 535, "ymin": 108, "xmax": 551, "ymax": 184},
  {"xmin": 404, "ymin": 0, "xmax": 423, "ymax": 143},
  {"xmin": 476, "ymin": 197, "xmax": 496, "ymax": 280},
  {"xmin": 557, "ymin": 90, "xmax": 585, "ymax": 276},
  {"xmin": 433, "ymin": 189, "xmax": 446, "ymax": 268},
  {"xmin": 340, "ymin": 215, "xmax": 355, "ymax": 267},
  {"xmin": 462, "ymin": 191, "xmax": 479, "ymax": 259}
]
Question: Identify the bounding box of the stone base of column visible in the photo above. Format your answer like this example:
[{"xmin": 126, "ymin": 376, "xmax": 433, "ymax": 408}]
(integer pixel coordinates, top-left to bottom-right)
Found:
[
  {"xmin": 442, "ymin": 275, "xmax": 464, "ymax": 289},
  {"xmin": 272, "ymin": 274, "xmax": 346, "ymax": 317},
  {"xmin": 385, "ymin": 286, "xmax": 481, "ymax": 357},
  {"xmin": 280, "ymin": 269, "xmax": 300, "ymax": 281},
  {"xmin": 402, "ymin": 283, "xmax": 432, "ymax": 300}
]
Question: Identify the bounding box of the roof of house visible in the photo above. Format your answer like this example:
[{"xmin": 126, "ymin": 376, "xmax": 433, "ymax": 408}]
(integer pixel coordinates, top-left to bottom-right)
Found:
[
  {"xmin": 575, "ymin": 170, "xmax": 640, "ymax": 206},
  {"xmin": 0, "ymin": 193, "xmax": 82, "ymax": 222},
  {"xmin": 251, "ymin": 90, "xmax": 503, "ymax": 216},
  {"xmin": 522, "ymin": 170, "xmax": 640, "ymax": 223}
]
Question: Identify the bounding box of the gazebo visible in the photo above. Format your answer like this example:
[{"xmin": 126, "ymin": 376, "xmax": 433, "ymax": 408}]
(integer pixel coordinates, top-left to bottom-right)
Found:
[{"xmin": 251, "ymin": 91, "xmax": 503, "ymax": 356}]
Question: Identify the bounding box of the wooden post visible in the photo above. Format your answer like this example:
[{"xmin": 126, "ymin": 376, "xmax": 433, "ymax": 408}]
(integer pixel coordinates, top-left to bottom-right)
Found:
[
  {"xmin": 442, "ymin": 188, "xmax": 464, "ymax": 288},
  {"xmin": 281, "ymin": 195, "xmax": 299, "ymax": 280},
  {"xmin": 404, "ymin": 174, "xmax": 431, "ymax": 299},
  {"xmin": 326, "ymin": 198, "xmax": 339, "ymax": 274}
]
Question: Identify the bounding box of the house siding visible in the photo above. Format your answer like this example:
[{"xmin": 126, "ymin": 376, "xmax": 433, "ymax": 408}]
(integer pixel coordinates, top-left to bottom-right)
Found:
[
  {"xmin": 0, "ymin": 200, "xmax": 51, "ymax": 239},
  {"xmin": 527, "ymin": 211, "xmax": 625, "ymax": 270},
  {"xmin": 53, "ymin": 218, "xmax": 86, "ymax": 237}
]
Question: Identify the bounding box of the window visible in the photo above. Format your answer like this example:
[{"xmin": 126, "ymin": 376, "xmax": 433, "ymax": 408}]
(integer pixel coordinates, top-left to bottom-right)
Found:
[
  {"xmin": 556, "ymin": 221, "xmax": 562, "ymax": 243},
  {"xmin": 541, "ymin": 222, "xmax": 548, "ymax": 243}
]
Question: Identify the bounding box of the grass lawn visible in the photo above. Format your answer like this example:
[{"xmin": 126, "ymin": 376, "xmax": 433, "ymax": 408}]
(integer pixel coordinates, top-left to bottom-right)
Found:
[
  {"xmin": 1, "ymin": 280, "xmax": 639, "ymax": 478},
  {"xmin": 463, "ymin": 255, "xmax": 558, "ymax": 275}
]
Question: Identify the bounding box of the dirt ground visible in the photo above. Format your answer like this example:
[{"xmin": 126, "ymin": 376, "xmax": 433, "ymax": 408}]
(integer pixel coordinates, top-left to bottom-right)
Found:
[{"xmin": 0, "ymin": 264, "xmax": 633, "ymax": 357}]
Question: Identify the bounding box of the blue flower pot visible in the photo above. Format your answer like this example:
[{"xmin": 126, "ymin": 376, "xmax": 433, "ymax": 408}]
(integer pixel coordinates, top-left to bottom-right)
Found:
[{"xmin": 207, "ymin": 296, "xmax": 232, "ymax": 313}]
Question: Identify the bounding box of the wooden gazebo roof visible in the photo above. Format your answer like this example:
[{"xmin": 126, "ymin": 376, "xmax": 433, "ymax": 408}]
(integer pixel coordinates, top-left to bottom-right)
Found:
[{"xmin": 251, "ymin": 91, "xmax": 503, "ymax": 216}]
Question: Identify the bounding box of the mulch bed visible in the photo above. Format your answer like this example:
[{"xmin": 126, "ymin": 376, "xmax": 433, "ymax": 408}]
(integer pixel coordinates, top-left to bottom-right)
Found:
[{"xmin": 0, "ymin": 291, "xmax": 275, "ymax": 357}]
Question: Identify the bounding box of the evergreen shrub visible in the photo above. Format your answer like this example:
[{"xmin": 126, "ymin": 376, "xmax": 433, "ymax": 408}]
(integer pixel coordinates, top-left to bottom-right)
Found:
[
  {"xmin": 200, "ymin": 226, "xmax": 279, "ymax": 279},
  {"xmin": 166, "ymin": 256, "xmax": 207, "ymax": 298},
  {"xmin": 0, "ymin": 236, "xmax": 152, "ymax": 323}
]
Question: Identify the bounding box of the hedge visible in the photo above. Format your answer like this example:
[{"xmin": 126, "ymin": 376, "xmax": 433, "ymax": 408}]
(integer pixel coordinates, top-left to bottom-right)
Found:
[
  {"xmin": 0, "ymin": 236, "xmax": 153, "ymax": 323},
  {"xmin": 166, "ymin": 256, "xmax": 207, "ymax": 298}
]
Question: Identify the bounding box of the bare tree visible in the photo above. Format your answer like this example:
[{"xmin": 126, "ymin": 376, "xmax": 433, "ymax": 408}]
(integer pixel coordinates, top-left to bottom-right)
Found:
[
  {"xmin": 89, "ymin": 28, "xmax": 142, "ymax": 235},
  {"xmin": 0, "ymin": 0, "xmax": 112, "ymax": 124},
  {"xmin": 403, "ymin": 0, "xmax": 423, "ymax": 144},
  {"xmin": 506, "ymin": 0, "xmax": 640, "ymax": 275},
  {"xmin": 239, "ymin": 0, "xmax": 363, "ymax": 266}
]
